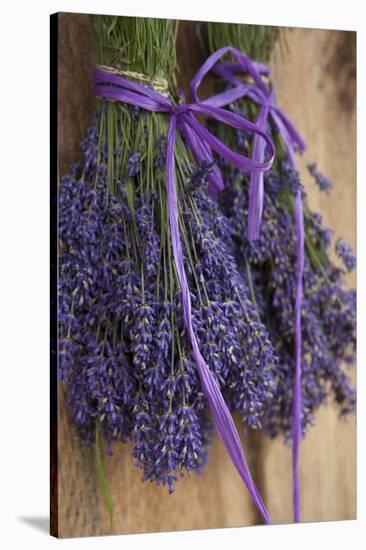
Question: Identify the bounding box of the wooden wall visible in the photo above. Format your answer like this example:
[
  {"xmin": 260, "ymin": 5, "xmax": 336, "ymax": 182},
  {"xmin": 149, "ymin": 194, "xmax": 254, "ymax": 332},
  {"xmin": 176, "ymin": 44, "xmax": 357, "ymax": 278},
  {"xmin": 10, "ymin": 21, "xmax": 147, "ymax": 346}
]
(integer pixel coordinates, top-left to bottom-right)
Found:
[{"xmin": 53, "ymin": 13, "xmax": 356, "ymax": 537}]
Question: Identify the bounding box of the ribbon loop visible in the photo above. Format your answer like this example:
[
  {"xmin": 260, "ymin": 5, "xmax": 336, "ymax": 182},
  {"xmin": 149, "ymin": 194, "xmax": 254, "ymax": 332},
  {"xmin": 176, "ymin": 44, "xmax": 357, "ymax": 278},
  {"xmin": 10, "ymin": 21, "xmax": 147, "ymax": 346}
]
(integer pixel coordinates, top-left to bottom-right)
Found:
[
  {"xmin": 189, "ymin": 46, "xmax": 268, "ymax": 102},
  {"xmin": 205, "ymin": 57, "xmax": 306, "ymax": 238}
]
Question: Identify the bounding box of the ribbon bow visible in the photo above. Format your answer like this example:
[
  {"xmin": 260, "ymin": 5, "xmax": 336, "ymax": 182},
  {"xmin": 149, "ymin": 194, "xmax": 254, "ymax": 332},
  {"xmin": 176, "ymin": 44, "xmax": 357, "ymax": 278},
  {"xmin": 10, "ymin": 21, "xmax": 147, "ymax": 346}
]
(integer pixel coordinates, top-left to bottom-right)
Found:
[
  {"xmin": 207, "ymin": 54, "xmax": 306, "ymax": 523},
  {"xmin": 94, "ymin": 46, "xmax": 276, "ymax": 525},
  {"xmin": 202, "ymin": 57, "xmax": 306, "ymax": 239}
]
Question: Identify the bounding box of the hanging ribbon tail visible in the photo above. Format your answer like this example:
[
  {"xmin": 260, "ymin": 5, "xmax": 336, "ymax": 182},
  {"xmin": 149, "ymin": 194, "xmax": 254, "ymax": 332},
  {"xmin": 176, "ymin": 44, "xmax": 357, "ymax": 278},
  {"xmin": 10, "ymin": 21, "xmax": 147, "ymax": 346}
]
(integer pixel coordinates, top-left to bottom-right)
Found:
[
  {"xmin": 272, "ymin": 107, "xmax": 306, "ymax": 154},
  {"xmin": 271, "ymin": 99, "xmax": 306, "ymax": 524},
  {"xmin": 166, "ymin": 115, "xmax": 271, "ymax": 525},
  {"xmin": 247, "ymin": 105, "xmax": 270, "ymax": 241},
  {"xmin": 292, "ymin": 190, "xmax": 305, "ymax": 523},
  {"xmin": 247, "ymin": 171, "xmax": 264, "ymax": 241},
  {"xmin": 193, "ymin": 348, "xmax": 271, "ymax": 524},
  {"xmin": 270, "ymin": 104, "xmax": 305, "ymax": 524},
  {"xmin": 272, "ymin": 106, "xmax": 305, "ymax": 525},
  {"xmin": 271, "ymin": 111, "xmax": 306, "ymax": 166}
]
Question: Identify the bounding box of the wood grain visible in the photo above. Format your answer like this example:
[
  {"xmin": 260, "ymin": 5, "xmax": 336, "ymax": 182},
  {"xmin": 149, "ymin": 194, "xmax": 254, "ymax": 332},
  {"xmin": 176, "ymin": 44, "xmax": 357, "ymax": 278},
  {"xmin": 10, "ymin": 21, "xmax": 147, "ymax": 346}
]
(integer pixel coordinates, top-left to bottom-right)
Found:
[
  {"xmin": 58, "ymin": 13, "xmax": 96, "ymax": 177},
  {"xmin": 54, "ymin": 14, "xmax": 356, "ymax": 537}
]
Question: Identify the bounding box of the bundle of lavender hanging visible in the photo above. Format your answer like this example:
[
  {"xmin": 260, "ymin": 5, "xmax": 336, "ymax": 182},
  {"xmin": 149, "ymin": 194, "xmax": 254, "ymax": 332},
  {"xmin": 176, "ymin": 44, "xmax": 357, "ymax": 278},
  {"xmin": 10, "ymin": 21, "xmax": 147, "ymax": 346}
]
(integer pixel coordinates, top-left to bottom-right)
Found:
[
  {"xmin": 206, "ymin": 21, "xmax": 356, "ymax": 437},
  {"xmin": 58, "ymin": 15, "xmax": 282, "ymax": 524},
  {"xmin": 204, "ymin": 22, "xmax": 356, "ymax": 521}
]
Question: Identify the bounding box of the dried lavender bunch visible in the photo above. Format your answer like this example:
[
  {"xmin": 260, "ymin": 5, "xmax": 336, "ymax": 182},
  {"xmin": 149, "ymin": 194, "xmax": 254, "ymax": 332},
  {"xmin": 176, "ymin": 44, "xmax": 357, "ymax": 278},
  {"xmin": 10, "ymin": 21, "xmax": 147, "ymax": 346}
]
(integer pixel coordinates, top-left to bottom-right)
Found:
[
  {"xmin": 59, "ymin": 15, "xmax": 279, "ymax": 497},
  {"xmin": 59, "ymin": 117, "xmax": 215, "ymax": 488},
  {"xmin": 59, "ymin": 118, "xmax": 279, "ymax": 490}
]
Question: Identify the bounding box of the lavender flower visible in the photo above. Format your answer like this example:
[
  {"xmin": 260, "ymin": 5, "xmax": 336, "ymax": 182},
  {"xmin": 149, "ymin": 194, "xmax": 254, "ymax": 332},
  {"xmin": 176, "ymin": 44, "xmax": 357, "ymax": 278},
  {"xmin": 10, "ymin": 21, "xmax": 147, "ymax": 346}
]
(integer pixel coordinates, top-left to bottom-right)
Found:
[
  {"xmin": 308, "ymin": 162, "xmax": 332, "ymax": 192},
  {"xmin": 126, "ymin": 152, "xmax": 142, "ymax": 177},
  {"xmin": 280, "ymin": 157, "xmax": 304, "ymax": 198},
  {"xmin": 335, "ymin": 239, "xmax": 356, "ymax": 272},
  {"xmin": 154, "ymin": 135, "xmax": 167, "ymax": 168}
]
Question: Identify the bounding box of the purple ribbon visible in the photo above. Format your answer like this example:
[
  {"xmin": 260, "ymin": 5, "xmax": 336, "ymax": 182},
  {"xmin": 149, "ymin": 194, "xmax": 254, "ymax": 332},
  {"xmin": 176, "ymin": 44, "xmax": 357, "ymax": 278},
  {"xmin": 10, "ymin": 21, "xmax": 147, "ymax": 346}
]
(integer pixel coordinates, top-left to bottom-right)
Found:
[
  {"xmin": 208, "ymin": 61, "xmax": 305, "ymax": 237},
  {"xmin": 94, "ymin": 46, "xmax": 276, "ymax": 524},
  {"xmin": 209, "ymin": 58, "xmax": 306, "ymax": 522},
  {"xmin": 293, "ymin": 192, "xmax": 304, "ymax": 523}
]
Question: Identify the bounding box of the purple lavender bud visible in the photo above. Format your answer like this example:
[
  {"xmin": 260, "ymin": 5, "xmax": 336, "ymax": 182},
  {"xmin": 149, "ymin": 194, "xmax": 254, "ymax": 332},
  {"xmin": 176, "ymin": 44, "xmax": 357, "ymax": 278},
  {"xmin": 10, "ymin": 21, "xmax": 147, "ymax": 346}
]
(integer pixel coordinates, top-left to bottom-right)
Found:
[
  {"xmin": 280, "ymin": 158, "xmax": 304, "ymax": 197},
  {"xmin": 308, "ymin": 162, "xmax": 333, "ymax": 192},
  {"xmin": 154, "ymin": 135, "xmax": 167, "ymax": 168},
  {"xmin": 130, "ymin": 105, "xmax": 140, "ymax": 120},
  {"xmin": 335, "ymin": 239, "xmax": 356, "ymax": 272},
  {"xmin": 126, "ymin": 152, "xmax": 142, "ymax": 177}
]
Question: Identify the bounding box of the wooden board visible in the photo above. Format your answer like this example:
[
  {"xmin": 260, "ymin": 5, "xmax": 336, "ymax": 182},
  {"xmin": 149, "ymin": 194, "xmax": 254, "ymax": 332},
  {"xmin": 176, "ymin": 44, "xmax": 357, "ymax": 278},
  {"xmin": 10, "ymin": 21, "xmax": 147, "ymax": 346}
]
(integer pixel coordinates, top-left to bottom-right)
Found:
[{"xmin": 53, "ymin": 13, "xmax": 356, "ymax": 537}]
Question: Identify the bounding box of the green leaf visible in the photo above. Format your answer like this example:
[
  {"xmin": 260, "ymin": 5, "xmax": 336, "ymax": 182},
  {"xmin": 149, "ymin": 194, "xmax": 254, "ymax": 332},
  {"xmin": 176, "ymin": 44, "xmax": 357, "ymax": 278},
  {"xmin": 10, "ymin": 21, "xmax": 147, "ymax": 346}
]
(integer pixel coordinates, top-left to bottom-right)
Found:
[{"xmin": 95, "ymin": 419, "xmax": 114, "ymax": 530}]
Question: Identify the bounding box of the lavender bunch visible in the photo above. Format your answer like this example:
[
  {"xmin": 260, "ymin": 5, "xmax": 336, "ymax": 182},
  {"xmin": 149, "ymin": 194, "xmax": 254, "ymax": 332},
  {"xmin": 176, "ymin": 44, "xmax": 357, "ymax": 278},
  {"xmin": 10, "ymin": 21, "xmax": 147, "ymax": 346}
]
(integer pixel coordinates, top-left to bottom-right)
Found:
[
  {"xmin": 59, "ymin": 118, "xmax": 215, "ymax": 490},
  {"xmin": 59, "ymin": 132, "xmax": 137, "ymax": 447},
  {"xmin": 58, "ymin": 15, "xmax": 279, "ymax": 501},
  {"xmin": 219, "ymin": 158, "xmax": 355, "ymax": 437}
]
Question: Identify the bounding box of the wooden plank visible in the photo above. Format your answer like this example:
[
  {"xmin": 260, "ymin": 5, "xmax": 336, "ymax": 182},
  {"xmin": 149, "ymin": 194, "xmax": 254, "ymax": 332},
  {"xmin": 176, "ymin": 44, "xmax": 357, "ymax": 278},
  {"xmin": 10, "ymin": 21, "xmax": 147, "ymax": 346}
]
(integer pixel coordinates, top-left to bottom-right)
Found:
[
  {"xmin": 58, "ymin": 13, "xmax": 96, "ymax": 177},
  {"xmin": 54, "ymin": 14, "xmax": 356, "ymax": 537}
]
